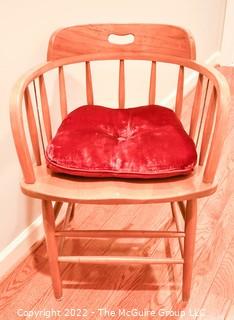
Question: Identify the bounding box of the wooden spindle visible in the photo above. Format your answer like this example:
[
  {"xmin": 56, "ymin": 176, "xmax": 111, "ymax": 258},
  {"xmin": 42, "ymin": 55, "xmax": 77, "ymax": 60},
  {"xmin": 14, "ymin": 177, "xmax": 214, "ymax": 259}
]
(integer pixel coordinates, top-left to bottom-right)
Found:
[
  {"xmin": 178, "ymin": 201, "xmax": 186, "ymax": 220},
  {"xmin": 149, "ymin": 61, "xmax": 156, "ymax": 105},
  {"xmin": 199, "ymin": 87, "xmax": 217, "ymax": 165},
  {"xmin": 189, "ymin": 74, "xmax": 204, "ymax": 139},
  {"xmin": 119, "ymin": 59, "xmax": 125, "ymax": 108},
  {"xmin": 171, "ymin": 202, "xmax": 184, "ymax": 257},
  {"xmin": 58, "ymin": 66, "xmax": 68, "ymax": 119},
  {"xmin": 24, "ymin": 87, "xmax": 41, "ymax": 165},
  {"xmin": 58, "ymin": 203, "xmax": 75, "ymax": 255},
  {"xmin": 39, "ymin": 75, "xmax": 52, "ymax": 143},
  {"xmin": 54, "ymin": 202, "xmax": 63, "ymax": 220},
  {"xmin": 175, "ymin": 66, "xmax": 184, "ymax": 119},
  {"xmin": 195, "ymin": 79, "xmax": 210, "ymax": 147},
  {"xmin": 58, "ymin": 256, "xmax": 184, "ymax": 265},
  {"xmin": 85, "ymin": 61, "xmax": 94, "ymax": 105},
  {"xmin": 55, "ymin": 230, "xmax": 185, "ymax": 239}
]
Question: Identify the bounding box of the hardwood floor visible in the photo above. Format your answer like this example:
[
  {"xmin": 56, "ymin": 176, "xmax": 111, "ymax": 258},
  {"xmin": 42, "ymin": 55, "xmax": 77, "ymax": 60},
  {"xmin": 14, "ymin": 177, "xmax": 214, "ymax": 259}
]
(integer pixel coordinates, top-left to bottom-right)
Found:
[{"xmin": 0, "ymin": 67, "xmax": 233, "ymax": 320}]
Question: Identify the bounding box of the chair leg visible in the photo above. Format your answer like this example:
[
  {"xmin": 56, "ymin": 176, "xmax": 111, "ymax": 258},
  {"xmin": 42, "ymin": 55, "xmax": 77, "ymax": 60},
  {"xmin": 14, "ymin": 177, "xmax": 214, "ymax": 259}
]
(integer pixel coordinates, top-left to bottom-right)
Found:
[
  {"xmin": 42, "ymin": 200, "xmax": 62, "ymax": 299},
  {"xmin": 182, "ymin": 199, "xmax": 197, "ymax": 302},
  {"xmin": 69, "ymin": 203, "xmax": 75, "ymax": 222},
  {"xmin": 59, "ymin": 203, "xmax": 75, "ymax": 255}
]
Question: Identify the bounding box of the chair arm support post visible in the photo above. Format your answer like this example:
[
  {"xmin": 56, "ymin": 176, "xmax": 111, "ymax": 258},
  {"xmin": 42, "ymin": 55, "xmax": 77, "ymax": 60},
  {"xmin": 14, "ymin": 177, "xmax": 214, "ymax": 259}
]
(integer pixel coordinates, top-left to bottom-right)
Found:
[
  {"xmin": 10, "ymin": 82, "xmax": 35, "ymax": 184},
  {"xmin": 203, "ymin": 77, "xmax": 231, "ymax": 183}
]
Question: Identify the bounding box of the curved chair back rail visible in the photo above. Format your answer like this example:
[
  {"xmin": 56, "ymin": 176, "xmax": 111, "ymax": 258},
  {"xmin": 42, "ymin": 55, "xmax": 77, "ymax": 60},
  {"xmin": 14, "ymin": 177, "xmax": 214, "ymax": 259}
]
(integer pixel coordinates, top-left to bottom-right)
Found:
[{"xmin": 10, "ymin": 53, "xmax": 230, "ymax": 186}]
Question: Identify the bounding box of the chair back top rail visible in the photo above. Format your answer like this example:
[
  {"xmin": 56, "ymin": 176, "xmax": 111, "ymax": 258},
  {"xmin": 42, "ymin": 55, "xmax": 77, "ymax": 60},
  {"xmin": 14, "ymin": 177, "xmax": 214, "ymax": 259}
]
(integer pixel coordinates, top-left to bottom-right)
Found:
[{"xmin": 47, "ymin": 24, "xmax": 196, "ymax": 61}]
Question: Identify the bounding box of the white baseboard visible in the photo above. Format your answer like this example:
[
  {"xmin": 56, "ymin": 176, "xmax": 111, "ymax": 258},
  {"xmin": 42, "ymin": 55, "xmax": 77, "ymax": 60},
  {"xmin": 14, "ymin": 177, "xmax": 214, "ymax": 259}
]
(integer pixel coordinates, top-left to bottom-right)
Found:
[
  {"xmin": 0, "ymin": 215, "xmax": 44, "ymax": 281},
  {"xmin": 0, "ymin": 51, "xmax": 221, "ymax": 282},
  {"xmin": 0, "ymin": 207, "xmax": 66, "ymax": 281}
]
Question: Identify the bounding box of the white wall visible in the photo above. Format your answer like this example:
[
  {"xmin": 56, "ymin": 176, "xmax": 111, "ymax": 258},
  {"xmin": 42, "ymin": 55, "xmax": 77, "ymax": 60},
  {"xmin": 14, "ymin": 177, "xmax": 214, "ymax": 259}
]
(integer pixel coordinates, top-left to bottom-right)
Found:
[
  {"xmin": 221, "ymin": 0, "xmax": 234, "ymax": 65},
  {"xmin": 0, "ymin": 0, "xmax": 226, "ymax": 276}
]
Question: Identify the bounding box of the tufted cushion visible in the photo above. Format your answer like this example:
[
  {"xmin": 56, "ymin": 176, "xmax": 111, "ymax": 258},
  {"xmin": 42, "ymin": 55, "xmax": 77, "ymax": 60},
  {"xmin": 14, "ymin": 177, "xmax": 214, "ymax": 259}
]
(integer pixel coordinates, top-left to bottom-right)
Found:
[{"xmin": 46, "ymin": 105, "xmax": 197, "ymax": 179}]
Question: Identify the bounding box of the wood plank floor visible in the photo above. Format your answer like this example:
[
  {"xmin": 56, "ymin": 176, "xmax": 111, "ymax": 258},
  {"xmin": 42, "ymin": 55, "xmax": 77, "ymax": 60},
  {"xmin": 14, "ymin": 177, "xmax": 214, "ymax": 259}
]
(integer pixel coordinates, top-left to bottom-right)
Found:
[{"xmin": 0, "ymin": 67, "xmax": 233, "ymax": 320}]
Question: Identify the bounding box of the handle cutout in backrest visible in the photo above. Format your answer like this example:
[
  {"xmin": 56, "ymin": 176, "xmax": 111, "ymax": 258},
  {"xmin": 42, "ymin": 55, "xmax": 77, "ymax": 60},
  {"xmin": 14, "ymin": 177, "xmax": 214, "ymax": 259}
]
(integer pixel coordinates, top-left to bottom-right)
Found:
[{"xmin": 108, "ymin": 33, "xmax": 135, "ymax": 45}]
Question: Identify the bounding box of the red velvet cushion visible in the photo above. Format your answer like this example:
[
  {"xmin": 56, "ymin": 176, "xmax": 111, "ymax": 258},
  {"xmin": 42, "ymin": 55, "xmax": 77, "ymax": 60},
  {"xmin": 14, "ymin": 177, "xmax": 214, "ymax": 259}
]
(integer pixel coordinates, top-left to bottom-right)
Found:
[{"xmin": 46, "ymin": 105, "xmax": 197, "ymax": 179}]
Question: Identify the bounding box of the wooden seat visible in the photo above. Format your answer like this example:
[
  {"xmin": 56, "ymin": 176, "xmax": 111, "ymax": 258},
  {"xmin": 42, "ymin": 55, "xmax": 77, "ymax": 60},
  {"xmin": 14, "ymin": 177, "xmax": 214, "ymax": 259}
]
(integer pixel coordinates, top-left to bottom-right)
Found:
[
  {"xmin": 21, "ymin": 165, "xmax": 217, "ymax": 204},
  {"xmin": 10, "ymin": 24, "xmax": 230, "ymax": 302}
]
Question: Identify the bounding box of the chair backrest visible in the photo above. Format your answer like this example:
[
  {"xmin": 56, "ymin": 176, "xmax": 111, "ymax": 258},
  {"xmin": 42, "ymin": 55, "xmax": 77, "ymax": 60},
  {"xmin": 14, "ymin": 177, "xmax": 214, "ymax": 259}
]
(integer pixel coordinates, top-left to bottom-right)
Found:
[
  {"xmin": 47, "ymin": 24, "xmax": 196, "ymax": 60},
  {"xmin": 47, "ymin": 24, "xmax": 196, "ymax": 109}
]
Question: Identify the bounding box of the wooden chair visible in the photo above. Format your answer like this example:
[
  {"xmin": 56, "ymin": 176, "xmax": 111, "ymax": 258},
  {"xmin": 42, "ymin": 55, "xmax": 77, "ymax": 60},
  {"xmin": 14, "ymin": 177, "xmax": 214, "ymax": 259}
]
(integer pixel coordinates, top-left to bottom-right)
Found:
[{"xmin": 10, "ymin": 24, "xmax": 230, "ymax": 301}]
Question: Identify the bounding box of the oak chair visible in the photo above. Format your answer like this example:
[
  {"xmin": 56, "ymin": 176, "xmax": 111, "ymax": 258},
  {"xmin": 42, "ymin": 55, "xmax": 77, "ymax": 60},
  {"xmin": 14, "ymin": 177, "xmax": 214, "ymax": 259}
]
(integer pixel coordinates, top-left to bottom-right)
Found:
[{"xmin": 10, "ymin": 24, "xmax": 230, "ymax": 301}]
